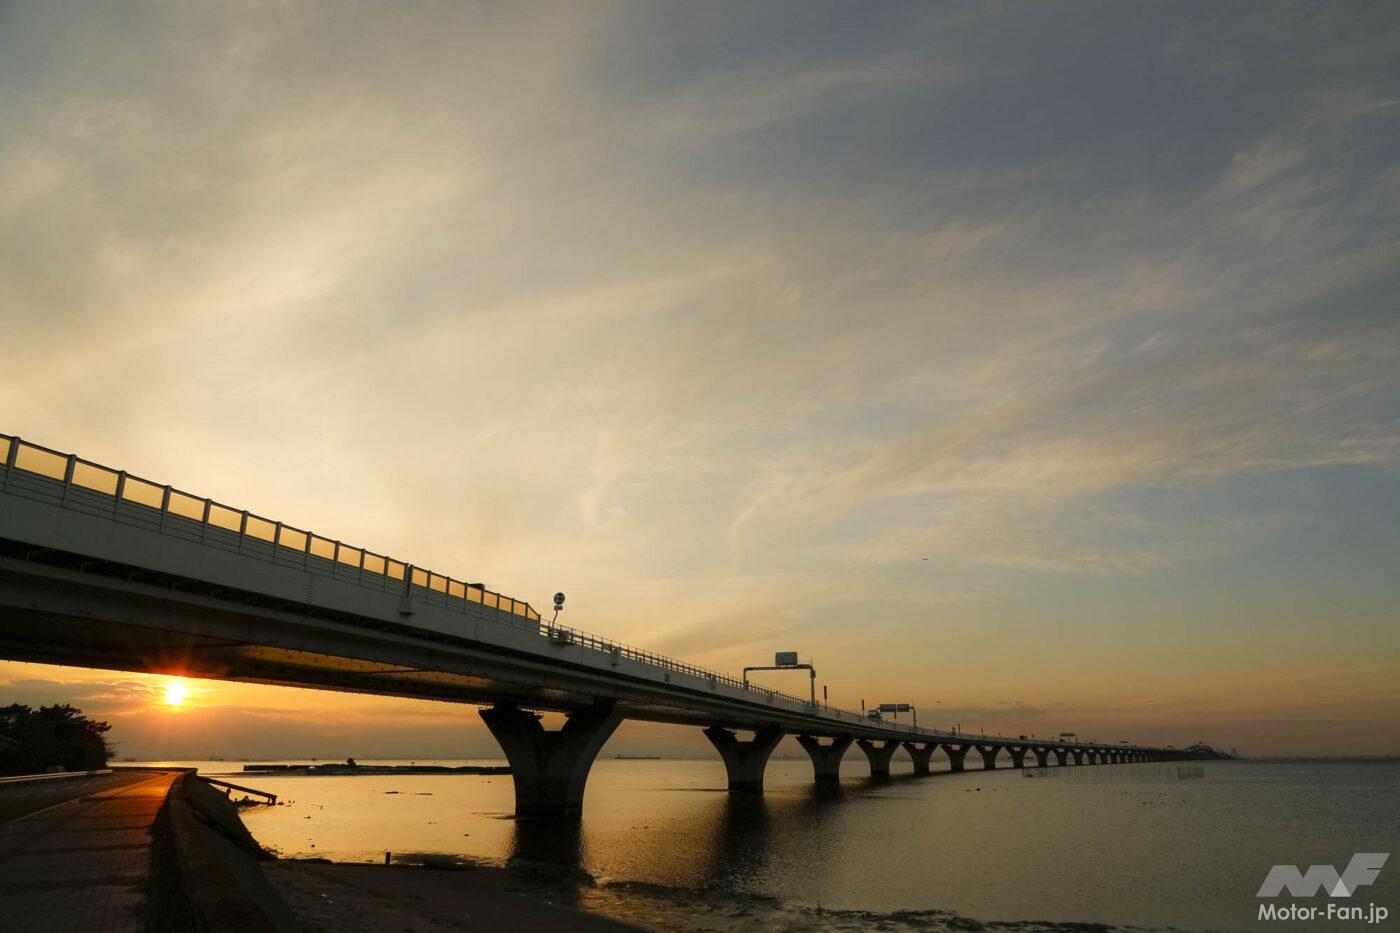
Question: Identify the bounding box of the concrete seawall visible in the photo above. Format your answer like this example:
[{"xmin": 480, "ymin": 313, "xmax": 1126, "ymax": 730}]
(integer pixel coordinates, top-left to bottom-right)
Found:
[{"xmin": 146, "ymin": 772, "xmax": 299, "ymax": 933}]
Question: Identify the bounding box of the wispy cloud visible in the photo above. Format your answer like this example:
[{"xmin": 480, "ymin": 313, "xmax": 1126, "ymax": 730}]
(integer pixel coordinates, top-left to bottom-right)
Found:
[{"xmin": 0, "ymin": 1, "xmax": 1397, "ymax": 755}]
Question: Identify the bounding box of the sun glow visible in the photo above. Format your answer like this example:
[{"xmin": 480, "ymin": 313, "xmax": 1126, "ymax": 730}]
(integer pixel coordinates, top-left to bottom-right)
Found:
[{"xmin": 165, "ymin": 680, "xmax": 187, "ymax": 707}]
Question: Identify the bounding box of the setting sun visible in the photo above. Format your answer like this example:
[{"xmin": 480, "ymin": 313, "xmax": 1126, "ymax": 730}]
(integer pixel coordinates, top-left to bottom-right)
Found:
[{"xmin": 164, "ymin": 680, "xmax": 186, "ymax": 707}]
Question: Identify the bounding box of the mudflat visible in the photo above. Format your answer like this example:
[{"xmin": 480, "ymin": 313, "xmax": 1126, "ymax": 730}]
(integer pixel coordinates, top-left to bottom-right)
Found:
[{"xmin": 265, "ymin": 859, "xmax": 644, "ymax": 933}]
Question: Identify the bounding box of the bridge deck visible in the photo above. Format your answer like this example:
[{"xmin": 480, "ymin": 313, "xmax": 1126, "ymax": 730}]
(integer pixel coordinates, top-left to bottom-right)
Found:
[{"xmin": 0, "ymin": 434, "xmax": 1163, "ymax": 756}]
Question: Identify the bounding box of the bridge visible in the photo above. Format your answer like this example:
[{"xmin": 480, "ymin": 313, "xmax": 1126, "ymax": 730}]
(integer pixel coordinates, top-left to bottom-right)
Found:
[{"xmin": 0, "ymin": 434, "xmax": 1201, "ymax": 817}]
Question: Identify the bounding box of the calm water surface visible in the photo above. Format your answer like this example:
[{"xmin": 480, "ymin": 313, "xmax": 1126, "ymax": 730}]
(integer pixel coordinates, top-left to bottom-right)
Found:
[{"xmin": 139, "ymin": 757, "xmax": 1399, "ymax": 931}]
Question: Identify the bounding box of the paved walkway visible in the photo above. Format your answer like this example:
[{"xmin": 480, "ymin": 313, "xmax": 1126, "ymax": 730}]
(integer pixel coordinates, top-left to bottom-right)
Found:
[{"xmin": 0, "ymin": 770, "xmax": 178, "ymax": 932}]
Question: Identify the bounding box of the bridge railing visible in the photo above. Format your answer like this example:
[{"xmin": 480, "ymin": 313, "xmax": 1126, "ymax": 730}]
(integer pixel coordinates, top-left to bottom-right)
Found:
[
  {"xmin": 0, "ymin": 433, "xmax": 541, "ymax": 624},
  {"xmin": 0, "ymin": 434, "xmax": 843, "ymax": 713},
  {"xmin": 0, "ymin": 433, "xmax": 1056, "ymax": 743}
]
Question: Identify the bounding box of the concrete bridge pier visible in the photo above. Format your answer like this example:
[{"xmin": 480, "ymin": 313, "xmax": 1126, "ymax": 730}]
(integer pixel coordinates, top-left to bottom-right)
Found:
[
  {"xmin": 796, "ymin": 734, "xmax": 853, "ymax": 782},
  {"xmin": 1070, "ymin": 749, "xmax": 1085, "ymax": 765},
  {"xmin": 976, "ymin": 745, "xmax": 1001, "ymax": 770},
  {"xmin": 703, "ymin": 724, "xmax": 785, "ymax": 792},
  {"xmin": 479, "ymin": 702, "xmax": 622, "ymax": 819},
  {"xmin": 1006, "ymin": 746, "xmax": 1027, "ymax": 768},
  {"xmin": 941, "ymin": 742, "xmax": 971, "ymax": 772},
  {"xmin": 902, "ymin": 741, "xmax": 937, "ymax": 775},
  {"xmin": 1031, "ymin": 747, "xmax": 1050, "ymax": 768},
  {"xmin": 1052, "ymin": 747, "xmax": 1068, "ymax": 766},
  {"xmin": 857, "ymin": 739, "xmax": 900, "ymax": 777}
]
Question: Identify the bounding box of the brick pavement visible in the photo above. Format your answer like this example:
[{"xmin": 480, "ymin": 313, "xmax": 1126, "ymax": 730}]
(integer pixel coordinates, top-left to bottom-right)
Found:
[{"xmin": 0, "ymin": 770, "xmax": 178, "ymax": 932}]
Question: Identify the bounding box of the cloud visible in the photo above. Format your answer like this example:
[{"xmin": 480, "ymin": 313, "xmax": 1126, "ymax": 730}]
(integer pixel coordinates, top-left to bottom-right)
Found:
[
  {"xmin": 0, "ymin": 2, "xmax": 1397, "ymax": 756},
  {"xmin": 0, "ymin": 677, "xmax": 161, "ymax": 715}
]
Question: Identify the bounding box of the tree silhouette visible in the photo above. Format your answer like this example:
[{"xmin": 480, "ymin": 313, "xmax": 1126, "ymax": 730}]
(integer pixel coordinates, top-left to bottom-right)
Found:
[{"xmin": 0, "ymin": 704, "xmax": 114, "ymax": 775}]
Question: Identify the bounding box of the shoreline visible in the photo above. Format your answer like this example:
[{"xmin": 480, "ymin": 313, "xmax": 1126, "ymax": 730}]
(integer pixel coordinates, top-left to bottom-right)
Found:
[
  {"xmin": 240, "ymin": 764, "xmax": 510, "ymax": 777},
  {"xmin": 148, "ymin": 770, "xmax": 644, "ymax": 932}
]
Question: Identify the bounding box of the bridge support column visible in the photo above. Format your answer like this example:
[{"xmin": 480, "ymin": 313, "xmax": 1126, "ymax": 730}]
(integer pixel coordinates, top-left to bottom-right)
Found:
[
  {"xmin": 976, "ymin": 745, "xmax": 1001, "ymax": 770},
  {"xmin": 703, "ymin": 725, "xmax": 785, "ymax": 792},
  {"xmin": 1070, "ymin": 749, "xmax": 1084, "ymax": 765},
  {"xmin": 1031, "ymin": 747, "xmax": 1050, "ymax": 768},
  {"xmin": 1006, "ymin": 746, "xmax": 1027, "ymax": 768},
  {"xmin": 1052, "ymin": 747, "xmax": 1068, "ymax": 766},
  {"xmin": 479, "ymin": 703, "xmax": 622, "ymax": 819},
  {"xmin": 796, "ymin": 734, "xmax": 853, "ymax": 782},
  {"xmin": 941, "ymin": 743, "xmax": 971, "ymax": 772},
  {"xmin": 857, "ymin": 739, "xmax": 900, "ymax": 778},
  {"xmin": 902, "ymin": 741, "xmax": 937, "ymax": 775}
]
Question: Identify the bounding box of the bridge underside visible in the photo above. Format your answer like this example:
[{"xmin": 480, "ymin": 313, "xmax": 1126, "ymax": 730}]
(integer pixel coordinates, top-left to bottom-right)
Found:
[
  {"xmin": 0, "ymin": 543, "xmax": 1191, "ymax": 819},
  {"xmin": 0, "ymin": 550, "xmax": 796, "ymax": 732}
]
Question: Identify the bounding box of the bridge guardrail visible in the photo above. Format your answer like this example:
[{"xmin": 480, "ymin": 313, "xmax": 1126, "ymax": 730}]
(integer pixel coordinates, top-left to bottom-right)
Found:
[
  {"xmin": 0, "ymin": 434, "xmax": 835, "ymax": 713},
  {"xmin": 0, "ymin": 768, "xmax": 113, "ymax": 787},
  {"xmin": 0, "ymin": 433, "xmax": 1147, "ymax": 750},
  {"xmin": 0, "ymin": 434, "xmax": 540, "ymax": 617}
]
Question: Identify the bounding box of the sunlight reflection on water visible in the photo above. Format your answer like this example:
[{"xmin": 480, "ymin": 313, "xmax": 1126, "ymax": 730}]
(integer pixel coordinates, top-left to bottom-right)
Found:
[{"xmin": 135, "ymin": 757, "xmax": 1400, "ymax": 932}]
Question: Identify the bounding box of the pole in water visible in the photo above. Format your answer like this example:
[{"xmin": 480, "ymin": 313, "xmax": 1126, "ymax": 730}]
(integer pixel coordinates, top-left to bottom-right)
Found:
[{"xmin": 384, "ymin": 851, "xmax": 391, "ymax": 865}]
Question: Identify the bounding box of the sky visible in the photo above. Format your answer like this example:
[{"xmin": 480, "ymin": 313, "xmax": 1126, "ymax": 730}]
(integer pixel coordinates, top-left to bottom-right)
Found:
[{"xmin": 1, "ymin": 1, "xmax": 1397, "ymax": 760}]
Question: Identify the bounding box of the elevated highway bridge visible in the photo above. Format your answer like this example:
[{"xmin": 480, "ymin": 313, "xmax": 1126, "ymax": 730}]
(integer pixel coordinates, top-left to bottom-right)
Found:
[{"xmin": 0, "ymin": 434, "xmax": 1199, "ymax": 816}]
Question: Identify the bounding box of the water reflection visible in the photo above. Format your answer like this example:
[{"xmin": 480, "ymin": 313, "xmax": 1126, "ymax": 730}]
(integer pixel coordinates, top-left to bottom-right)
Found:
[
  {"xmin": 230, "ymin": 759, "xmax": 1400, "ymax": 932},
  {"xmin": 509, "ymin": 816, "xmax": 584, "ymax": 868},
  {"xmin": 700, "ymin": 793, "xmax": 772, "ymax": 889}
]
